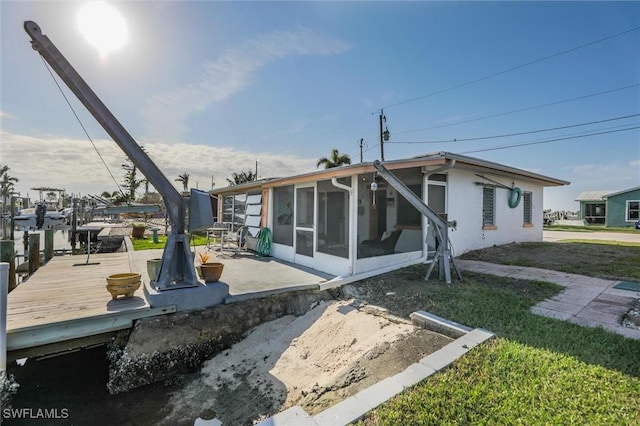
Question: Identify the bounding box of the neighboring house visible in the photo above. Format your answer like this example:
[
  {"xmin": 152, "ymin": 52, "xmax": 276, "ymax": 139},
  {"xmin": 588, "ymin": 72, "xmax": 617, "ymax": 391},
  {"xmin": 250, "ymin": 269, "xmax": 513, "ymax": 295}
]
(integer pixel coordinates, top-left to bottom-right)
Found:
[
  {"xmin": 212, "ymin": 152, "xmax": 568, "ymax": 278},
  {"xmin": 576, "ymin": 186, "xmax": 640, "ymax": 227}
]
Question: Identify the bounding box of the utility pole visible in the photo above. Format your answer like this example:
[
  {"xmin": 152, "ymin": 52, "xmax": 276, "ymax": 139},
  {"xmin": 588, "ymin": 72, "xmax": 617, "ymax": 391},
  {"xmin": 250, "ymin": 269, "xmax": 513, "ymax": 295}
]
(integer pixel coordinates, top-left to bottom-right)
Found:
[
  {"xmin": 255, "ymin": 159, "xmax": 258, "ymax": 181},
  {"xmin": 379, "ymin": 109, "xmax": 385, "ymax": 161},
  {"xmin": 359, "ymin": 138, "xmax": 365, "ymax": 163},
  {"xmin": 379, "ymin": 109, "xmax": 390, "ymax": 161}
]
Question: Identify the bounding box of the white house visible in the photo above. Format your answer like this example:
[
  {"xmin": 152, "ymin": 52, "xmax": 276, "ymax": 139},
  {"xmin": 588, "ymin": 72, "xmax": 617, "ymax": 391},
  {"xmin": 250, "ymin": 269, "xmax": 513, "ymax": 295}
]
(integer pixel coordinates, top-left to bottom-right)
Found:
[{"xmin": 212, "ymin": 152, "xmax": 569, "ymax": 278}]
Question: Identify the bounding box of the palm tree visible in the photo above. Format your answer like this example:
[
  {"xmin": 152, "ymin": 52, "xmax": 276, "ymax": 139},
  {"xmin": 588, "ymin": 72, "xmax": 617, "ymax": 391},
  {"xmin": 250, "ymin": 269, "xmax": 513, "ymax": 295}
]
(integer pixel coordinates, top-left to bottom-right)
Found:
[
  {"xmin": 226, "ymin": 170, "xmax": 256, "ymax": 186},
  {"xmin": 1, "ymin": 165, "xmax": 19, "ymax": 214},
  {"xmin": 316, "ymin": 148, "xmax": 351, "ymax": 169},
  {"xmin": 175, "ymin": 173, "xmax": 190, "ymax": 192},
  {"xmin": 122, "ymin": 161, "xmax": 143, "ymax": 201}
]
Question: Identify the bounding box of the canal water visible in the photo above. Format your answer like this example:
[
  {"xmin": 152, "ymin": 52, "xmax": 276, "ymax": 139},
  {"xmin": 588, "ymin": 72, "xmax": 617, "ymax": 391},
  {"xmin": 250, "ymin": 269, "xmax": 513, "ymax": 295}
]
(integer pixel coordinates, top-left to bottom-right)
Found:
[
  {"xmin": 4, "ymin": 346, "xmax": 181, "ymax": 425},
  {"xmin": 9, "ymin": 230, "xmax": 73, "ymax": 256}
]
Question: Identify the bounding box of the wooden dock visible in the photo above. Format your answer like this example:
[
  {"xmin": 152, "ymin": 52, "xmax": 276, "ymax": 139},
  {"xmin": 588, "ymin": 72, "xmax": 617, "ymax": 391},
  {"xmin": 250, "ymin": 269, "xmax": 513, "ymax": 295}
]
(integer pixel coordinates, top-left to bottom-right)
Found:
[{"xmin": 5, "ymin": 251, "xmax": 175, "ymax": 360}]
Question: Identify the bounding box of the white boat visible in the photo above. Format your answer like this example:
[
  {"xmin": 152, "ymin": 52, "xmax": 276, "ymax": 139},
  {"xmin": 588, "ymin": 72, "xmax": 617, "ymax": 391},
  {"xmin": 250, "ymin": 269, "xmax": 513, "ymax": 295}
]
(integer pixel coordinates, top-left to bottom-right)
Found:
[{"xmin": 13, "ymin": 204, "xmax": 68, "ymax": 230}]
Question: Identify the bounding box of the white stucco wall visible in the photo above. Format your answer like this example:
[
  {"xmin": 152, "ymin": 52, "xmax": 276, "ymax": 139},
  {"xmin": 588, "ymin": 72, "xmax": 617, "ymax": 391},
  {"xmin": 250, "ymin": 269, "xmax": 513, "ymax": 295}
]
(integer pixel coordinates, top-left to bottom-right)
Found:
[
  {"xmin": 266, "ymin": 168, "xmax": 548, "ymax": 277},
  {"xmin": 445, "ymin": 169, "xmax": 544, "ymax": 256}
]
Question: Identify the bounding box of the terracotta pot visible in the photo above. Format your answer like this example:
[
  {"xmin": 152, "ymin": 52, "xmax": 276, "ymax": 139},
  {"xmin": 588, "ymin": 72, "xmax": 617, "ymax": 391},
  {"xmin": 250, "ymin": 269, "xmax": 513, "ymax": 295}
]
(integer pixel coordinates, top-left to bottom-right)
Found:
[
  {"xmin": 131, "ymin": 226, "xmax": 145, "ymax": 238},
  {"xmin": 200, "ymin": 262, "xmax": 224, "ymax": 283}
]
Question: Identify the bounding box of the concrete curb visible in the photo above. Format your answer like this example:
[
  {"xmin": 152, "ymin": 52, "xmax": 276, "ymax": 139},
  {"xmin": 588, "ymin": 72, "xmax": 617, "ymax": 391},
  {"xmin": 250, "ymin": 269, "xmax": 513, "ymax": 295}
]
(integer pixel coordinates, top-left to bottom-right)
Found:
[{"xmin": 256, "ymin": 311, "xmax": 495, "ymax": 426}]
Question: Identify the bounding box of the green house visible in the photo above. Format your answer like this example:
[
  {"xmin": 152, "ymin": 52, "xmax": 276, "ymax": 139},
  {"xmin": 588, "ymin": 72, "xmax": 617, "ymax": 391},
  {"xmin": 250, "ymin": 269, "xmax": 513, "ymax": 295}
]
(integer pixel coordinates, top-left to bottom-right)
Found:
[{"xmin": 576, "ymin": 186, "xmax": 640, "ymax": 227}]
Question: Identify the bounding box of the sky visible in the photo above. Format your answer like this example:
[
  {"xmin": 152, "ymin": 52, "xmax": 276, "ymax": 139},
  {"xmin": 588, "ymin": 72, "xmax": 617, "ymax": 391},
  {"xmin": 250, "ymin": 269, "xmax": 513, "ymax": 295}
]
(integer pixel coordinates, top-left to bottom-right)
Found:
[{"xmin": 1, "ymin": 1, "xmax": 638, "ymax": 211}]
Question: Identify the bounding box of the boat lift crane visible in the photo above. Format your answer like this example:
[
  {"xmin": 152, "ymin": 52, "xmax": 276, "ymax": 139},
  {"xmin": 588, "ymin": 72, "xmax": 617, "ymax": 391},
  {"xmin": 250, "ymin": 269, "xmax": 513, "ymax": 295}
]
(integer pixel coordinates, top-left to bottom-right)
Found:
[
  {"xmin": 24, "ymin": 21, "xmax": 197, "ymax": 290},
  {"xmin": 373, "ymin": 160, "xmax": 461, "ymax": 284}
]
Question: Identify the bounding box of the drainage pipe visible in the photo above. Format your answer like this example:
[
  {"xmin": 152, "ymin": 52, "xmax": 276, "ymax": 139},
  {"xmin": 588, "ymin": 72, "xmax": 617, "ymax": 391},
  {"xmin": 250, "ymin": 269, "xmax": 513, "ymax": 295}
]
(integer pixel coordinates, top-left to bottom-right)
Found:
[{"xmin": 330, "ymin": 177, "xmax": 353, "ymax": 193}]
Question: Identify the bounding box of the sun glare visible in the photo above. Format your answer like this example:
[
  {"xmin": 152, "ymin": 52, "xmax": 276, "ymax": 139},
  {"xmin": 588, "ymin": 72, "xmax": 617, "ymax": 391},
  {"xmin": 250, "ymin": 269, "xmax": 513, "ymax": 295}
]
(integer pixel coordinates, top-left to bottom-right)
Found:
[{"xmin": 78, "ymin": 1, "xmax": 128, "ymax": 57}]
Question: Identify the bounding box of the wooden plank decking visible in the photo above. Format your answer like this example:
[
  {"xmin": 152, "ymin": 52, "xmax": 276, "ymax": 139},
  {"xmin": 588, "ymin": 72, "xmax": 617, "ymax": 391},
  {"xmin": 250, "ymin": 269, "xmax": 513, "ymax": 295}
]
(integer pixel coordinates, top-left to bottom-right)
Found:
[{"xmin": 6, "ymin": 251, "xmax": 175, "ymax": 355}]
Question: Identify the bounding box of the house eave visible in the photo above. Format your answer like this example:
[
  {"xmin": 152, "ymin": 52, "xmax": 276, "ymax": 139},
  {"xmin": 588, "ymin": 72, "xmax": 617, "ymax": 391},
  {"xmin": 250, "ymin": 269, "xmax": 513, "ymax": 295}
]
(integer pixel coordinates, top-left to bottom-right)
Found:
[{"xmin": 213, "ymin": 151, "xmax": 569, "ymax": 194}]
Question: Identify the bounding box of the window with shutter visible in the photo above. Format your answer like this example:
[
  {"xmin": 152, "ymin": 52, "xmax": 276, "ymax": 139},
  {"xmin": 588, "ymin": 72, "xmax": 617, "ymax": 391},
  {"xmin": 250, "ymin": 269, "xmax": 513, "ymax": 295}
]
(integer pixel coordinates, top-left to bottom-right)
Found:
[
  {"xmin": 523, "ymin": 191, "xmax": 532, "ymax": 225},
  {"xmin": 482, "ymin": 187, "xmax": 495, "ymax": 227}
]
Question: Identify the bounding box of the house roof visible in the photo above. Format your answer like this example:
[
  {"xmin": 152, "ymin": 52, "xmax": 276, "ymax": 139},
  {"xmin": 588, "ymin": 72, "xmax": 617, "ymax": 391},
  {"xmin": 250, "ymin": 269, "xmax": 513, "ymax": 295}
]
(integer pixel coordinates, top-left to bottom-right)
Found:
[
  {"xmin": 575, "ymin": 190, "xmax": 613, "ymax": 201},
  {"xmin": 212, "ymin": 151, "xmax": 569, "ymax": 194},
  {"xmin": 602, "ymin": 186, "xmax": 640, "ymax": 199},
  {"xmin": 211, "ymin": 177, "xmax": 278, "ymax": 195},
  {"xmin": 575, "ymin": 186, "xmax": 640, "ymax": 201},
  {"xmin": 407, "ymin": 152, "xmax": 570, "ymax": 186}
]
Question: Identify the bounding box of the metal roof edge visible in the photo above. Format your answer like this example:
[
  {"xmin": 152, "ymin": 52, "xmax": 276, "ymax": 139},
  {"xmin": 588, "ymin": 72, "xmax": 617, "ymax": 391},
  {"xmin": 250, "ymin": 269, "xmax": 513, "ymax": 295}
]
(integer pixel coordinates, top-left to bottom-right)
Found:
[
  {"xmin": 602, "ymin": 186, "xmax": 640, "ymax": 199},
  {"xmin": 212, "ymin": 151, "xmax": 570, "ymax": 193}
]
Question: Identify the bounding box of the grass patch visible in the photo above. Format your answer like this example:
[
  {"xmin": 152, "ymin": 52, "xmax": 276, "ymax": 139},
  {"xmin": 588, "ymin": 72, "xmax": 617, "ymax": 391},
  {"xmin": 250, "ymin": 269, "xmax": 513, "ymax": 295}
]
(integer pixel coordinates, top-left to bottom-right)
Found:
[
  {"xmin": 459, "ymin": 241, "xmax": 640, "ymax": 281},
  {"xmin": 559, "ymin": 239, "xmax": 640, "ymax": 247},
  {"xmin": 349, "ymin": 268, "xmax": 640, "ymax": 376},
  {"xmin": 130, "ymin": 233, "xmax": 208, "ymax": 250},
  {"xmin": 544, "ymin": 224, "xmax": 638, "ymax": 233},
  {"xmin": 360, "ymin": 339, "xmax": 640, "ymax": 425},
  {"xmin": 349, "ymin": 261, "xmax": 640, "ymax": 425}
]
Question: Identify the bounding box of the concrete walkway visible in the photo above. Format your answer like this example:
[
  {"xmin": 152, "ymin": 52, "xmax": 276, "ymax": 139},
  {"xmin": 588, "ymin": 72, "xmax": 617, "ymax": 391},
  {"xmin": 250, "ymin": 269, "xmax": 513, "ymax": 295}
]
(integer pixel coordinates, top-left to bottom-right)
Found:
[{"xmin": 456, "ymin": 259, "xmax": 640, "ymax": 340}]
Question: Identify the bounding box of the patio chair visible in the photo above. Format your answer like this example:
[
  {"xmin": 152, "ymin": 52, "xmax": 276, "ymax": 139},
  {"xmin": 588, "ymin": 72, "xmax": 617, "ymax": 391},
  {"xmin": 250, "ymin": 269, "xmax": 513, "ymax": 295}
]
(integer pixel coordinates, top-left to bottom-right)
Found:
[
  {"xmin": 358, "ymin": 229, "xmax": 402, "ymax": 258},
  {"xmin": 206, "ymin": 222, "xmax": 231, "ymax": 251},
  {"xmin": 226, "ymin": 225, "xmax": 249, "ymax": 254}
]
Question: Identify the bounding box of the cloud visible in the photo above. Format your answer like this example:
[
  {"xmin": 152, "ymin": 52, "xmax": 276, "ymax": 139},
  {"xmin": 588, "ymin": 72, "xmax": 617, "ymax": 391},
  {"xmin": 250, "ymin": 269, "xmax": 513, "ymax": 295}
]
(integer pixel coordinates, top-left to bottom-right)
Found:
[
  {"xmin": 1, "ymin": 131, "xmax": 317, "ymax": 197},
  {"xmin": 141, "ymin": 27, "xmax": 352, "ymax": 143},
  {"xmin": 630, "ymin": 160, "xmax": 640, "ymax": 168},
  {"xmin": 0, "ymin": 110, "xmax": 15, "ymax": 119}
]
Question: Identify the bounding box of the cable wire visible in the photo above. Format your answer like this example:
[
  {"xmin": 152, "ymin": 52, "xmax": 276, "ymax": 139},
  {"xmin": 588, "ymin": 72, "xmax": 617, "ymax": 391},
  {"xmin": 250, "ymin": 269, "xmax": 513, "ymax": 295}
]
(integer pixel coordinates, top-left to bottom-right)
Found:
[
  {"xmin": 461, "ymin": 125, "xmax": 640, "ymax": 155},
  {"xmin": 394, "ymin": 83, "xmax": 640, "ymax": 135},
  {"xmin": 387, "ymin": 113, "xmax": 640, "ymax": 145},
  {"xmin": 39, "ymin": 56, "xmax": 126, "ymax": 198},
  {"xmin": 378, "ymin": 26, "xmax": 640, "ymax": 112}
]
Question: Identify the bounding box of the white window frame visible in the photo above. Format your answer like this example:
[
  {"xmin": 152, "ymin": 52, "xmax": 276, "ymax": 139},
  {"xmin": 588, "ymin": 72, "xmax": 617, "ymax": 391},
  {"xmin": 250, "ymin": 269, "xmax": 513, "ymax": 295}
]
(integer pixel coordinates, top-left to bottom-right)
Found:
[{"xmin": 626, "ymin": 200, "xmax": 640, "ymax": 222}]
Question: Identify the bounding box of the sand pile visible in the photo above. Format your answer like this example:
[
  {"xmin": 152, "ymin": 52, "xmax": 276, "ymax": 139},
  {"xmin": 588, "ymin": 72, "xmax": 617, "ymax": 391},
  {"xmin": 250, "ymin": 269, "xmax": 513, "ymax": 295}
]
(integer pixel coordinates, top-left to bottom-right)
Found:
[{"xmin": 161, "ymin": 300, "xmax": 451, "ymax": 425}]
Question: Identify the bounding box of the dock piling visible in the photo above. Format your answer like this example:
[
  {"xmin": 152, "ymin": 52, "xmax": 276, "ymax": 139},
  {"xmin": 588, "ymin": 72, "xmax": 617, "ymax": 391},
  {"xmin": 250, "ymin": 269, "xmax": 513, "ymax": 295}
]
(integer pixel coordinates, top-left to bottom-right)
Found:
[
  {"xmin": 1, "ymin": 262, "xmax": 8, "ymax": 373},
  {"xmin": 44, "ymin": 229, "xmax": 54, "ymax": 263},
  {"xmin": 28, "ymin": 233, "xmax": 40, "ymax": 276},
  {"xmin": 0, "ymin": 242, "xmax": 16, "ymax": 292}
]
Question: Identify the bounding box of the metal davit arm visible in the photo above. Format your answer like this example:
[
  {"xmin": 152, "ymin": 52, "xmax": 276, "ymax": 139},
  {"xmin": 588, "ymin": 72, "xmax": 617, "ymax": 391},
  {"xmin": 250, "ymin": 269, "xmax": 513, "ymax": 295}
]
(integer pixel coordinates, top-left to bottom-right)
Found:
[
  {"xmin": 23, "ymin": 21, "xmax": 184, "ymax": 232},
  {"xmin": 24, "ymin": 21, "xmax": 197, "ymax": 290},
  {"xmin": 372, "ymin": 160, "xmax": 461, "ymax": 284}
]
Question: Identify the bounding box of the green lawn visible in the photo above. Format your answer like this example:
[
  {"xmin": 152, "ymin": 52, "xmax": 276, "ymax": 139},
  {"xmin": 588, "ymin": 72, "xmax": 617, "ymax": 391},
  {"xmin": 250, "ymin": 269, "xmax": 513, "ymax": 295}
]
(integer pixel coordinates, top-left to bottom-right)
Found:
[
  {"xmin": 460, "ymin": 240, "xmax": 640, "ymax": 281},
  {"xmin": 355, "ymin": 242, "xmax": 640, "ymax": 425},
  {"xmin": 544, "ymin": 224, "xmax": 639, "ymax": 233},
  {"xmin": 130, "ymin": 233, "xmax": 208, "ymax": 250},
  {"xmin": 363, "ymin": 339, "xmax": 640, "ymax": 425}
]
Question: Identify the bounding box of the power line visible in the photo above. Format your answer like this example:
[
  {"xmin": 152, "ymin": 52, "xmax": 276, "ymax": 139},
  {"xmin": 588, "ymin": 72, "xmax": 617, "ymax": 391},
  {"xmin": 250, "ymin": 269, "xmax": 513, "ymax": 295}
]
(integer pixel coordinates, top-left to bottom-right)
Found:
[
  {"xmin": 461, "ymin": 126, "xmax": 640, "ymax": 155},
  {"xmin": 394, "ymin": 83, "xmax": 640, "ymax": 135},
  {"xmin": 386, "ymin": 113, "xmax": 640, "ymax": 145},
  {"xmin": 378, "ymin": 26, "xmax": 640, "ymax": 112}
]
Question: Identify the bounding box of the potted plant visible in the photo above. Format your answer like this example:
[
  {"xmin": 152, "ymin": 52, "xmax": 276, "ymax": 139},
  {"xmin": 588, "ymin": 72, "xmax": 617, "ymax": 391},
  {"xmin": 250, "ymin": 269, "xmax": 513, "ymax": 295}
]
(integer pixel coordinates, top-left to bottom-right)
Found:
[
  {"xmin": 131, "ymin": 223, "xmax": 146, "ymax": 239},
  {"xmin": 198, "ymin": 251, "xmax": 224, "ymax": 283}
]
